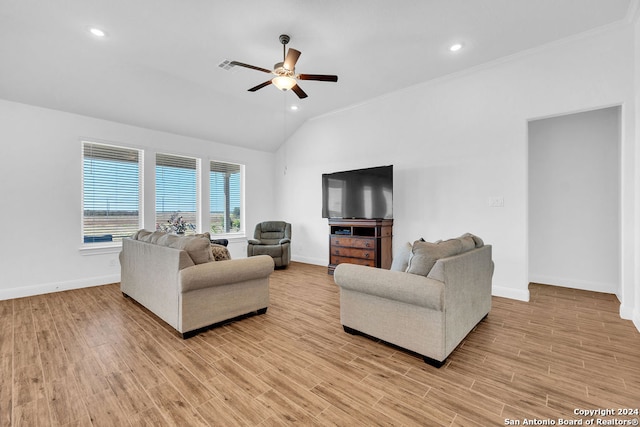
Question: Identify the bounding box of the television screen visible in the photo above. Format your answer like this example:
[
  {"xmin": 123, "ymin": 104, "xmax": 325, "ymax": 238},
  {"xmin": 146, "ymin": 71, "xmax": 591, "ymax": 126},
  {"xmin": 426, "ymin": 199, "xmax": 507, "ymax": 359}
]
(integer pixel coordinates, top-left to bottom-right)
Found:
[{"xmin": 322, "ymin": 165, "xmax": 393, "ymax": 219}]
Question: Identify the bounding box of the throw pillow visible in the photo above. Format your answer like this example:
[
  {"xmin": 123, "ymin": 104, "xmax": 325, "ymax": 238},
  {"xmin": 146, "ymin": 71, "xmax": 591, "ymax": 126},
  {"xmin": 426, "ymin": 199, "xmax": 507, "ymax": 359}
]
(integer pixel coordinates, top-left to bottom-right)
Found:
[
  {"xmin": 168, "ymin": 235, "xmax": 213, "ymax": 265},
  {"xmin": 138, "ymin": 230, "xmax": 164, "ymax": 243},
  {"xmin": 457, "ymin": 234, "xmax": 476, "ymax": 252},
  {"xmin": 133, "ymin": 229, "xmax": 152, "ymax": 241},
  {"xmin": 156, "ymin": 233, "xmax": 180, "ymax": 247},
  {"xmin": 196, "ymin": 232, "xmax": 211, "ymax": 240},
  {"xmin": 211, "ymin": 244, "xmax": 231, "ymax": 261},
  {"xmin": 390, "ymin": 241, "xmax": 412, "ymax": 272},
  {"xmin": 406, "ymin": 238, "xmax": 463, "ymax": 277},
  {"xmin": 461, "ymin": 232, "xmax": 484, "ymax": 248}
]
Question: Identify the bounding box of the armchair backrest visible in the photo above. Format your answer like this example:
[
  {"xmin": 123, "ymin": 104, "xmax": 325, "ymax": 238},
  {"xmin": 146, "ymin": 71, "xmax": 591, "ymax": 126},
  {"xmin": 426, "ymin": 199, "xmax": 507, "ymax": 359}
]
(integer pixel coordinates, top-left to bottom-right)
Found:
[{"xmin": 254, "ymin": 221, "xmax": 291, "ymax": 245}]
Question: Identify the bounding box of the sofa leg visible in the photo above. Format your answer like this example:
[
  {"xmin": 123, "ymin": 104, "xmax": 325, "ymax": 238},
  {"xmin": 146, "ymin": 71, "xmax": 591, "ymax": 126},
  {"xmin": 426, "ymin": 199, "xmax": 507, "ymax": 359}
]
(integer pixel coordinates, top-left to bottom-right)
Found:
[
  {"xmin": 342, "ymin": 325, "xmax": 360, "ymax": 335},
  {"xmin": 423, "ymin": 355, "xmax": 445, "ymax": 368},
  {"xmin": 257, "ymin": 307, "xmax": 268, "ymax": 315}
]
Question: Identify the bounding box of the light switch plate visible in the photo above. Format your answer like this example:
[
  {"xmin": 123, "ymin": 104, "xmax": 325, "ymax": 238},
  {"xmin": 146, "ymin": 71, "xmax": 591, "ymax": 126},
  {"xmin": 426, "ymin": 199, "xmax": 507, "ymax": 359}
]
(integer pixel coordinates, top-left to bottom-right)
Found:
[{"xmin": 489, "ymin": 196, "xmax": 504, "ymax": 207}]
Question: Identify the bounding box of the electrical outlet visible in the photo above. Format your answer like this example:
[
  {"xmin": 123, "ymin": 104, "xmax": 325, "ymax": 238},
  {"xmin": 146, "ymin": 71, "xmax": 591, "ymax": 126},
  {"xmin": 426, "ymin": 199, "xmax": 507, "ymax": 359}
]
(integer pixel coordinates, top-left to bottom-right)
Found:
[{"xmin": 489, "ymin": 196, "xmax": 504, "ymax": 207}]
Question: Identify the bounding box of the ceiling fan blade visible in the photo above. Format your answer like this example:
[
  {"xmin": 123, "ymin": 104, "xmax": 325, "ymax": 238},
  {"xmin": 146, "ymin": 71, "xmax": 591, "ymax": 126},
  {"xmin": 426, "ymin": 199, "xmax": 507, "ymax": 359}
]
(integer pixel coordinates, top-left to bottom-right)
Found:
[
  {"xmin": 283, "ymin": 48, "xmax": 301, "ymax": 71},
  {"xmin": 297, "ymin": 74, "xmax": 338, "ymax": 82},
  {"xmin": 291, "ymin": 84, "xmax": 308, "ymax": 99},
  {"xmin": 248, "ymin": 80, "xmax": 273, "ymax": 92},
  {"xmin": 230, "ymin": 61, "xmax": 273, "ymax": 74}
]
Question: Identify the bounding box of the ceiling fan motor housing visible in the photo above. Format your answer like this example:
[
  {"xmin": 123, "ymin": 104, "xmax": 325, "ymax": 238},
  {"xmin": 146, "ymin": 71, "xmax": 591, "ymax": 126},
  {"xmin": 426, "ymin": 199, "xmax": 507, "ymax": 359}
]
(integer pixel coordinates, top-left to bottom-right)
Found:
[{"xmin": 274, "ymin": 62, "xmax": 294, "ymax": 76}]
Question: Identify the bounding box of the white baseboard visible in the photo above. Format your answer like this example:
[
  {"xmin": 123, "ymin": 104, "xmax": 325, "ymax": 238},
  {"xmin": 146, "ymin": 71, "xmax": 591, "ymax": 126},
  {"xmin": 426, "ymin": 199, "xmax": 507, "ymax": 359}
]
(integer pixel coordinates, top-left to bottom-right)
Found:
[
  {"xmin": 492, "ymin": 284, "xmax": 530, "ymax": 302},
  {"xmin": 620, "ymin": 301, "xmax": 635, "ymax": 320},
  {"xmin": 291, "ymin": 255, "xmax": 326, "ymax": 267},
  {"xmin": 0, "ymin": 274, "xmax": 120, "ymax": 301},
  {"xmin": 529, "ymin": 274, "xmax": 617, "ymax": 294}
]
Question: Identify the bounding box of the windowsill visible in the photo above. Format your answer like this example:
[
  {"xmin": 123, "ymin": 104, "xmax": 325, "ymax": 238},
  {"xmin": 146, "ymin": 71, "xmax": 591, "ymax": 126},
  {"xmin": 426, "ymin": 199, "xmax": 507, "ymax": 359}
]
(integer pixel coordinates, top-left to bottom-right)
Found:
[
  {"xmin": 210, "ymin": 233, "xmax": 247, "ymax": 243},
  {"xmin": 79, "ymin": 242, "xmax": 122, "ymax": 256},
  {"xmin": 78, "ymin": 234, "xmax": 246, "ymax": 255}
]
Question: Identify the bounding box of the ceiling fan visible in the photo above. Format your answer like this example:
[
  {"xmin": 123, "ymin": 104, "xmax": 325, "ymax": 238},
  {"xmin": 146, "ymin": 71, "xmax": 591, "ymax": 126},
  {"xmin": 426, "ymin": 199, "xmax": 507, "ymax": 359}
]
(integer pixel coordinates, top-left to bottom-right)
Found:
[{"xmin": 230, "ymin": 34, "xmax": 338, "ymax": 99}]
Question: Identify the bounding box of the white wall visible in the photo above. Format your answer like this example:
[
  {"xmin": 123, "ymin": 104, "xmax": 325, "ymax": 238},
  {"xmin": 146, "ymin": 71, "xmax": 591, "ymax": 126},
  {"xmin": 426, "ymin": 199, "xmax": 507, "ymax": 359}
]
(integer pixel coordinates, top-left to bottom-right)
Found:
[
  {"xmin": 528, "ymin": 107, "xmax": 620, "ymax": 293},
  {"xmin": 633, "ymin": 11, "xmax": 640, "ymax": 331},
  {"xmin": 0, "ymin": 99, "xmax": 276, "ymax": 300},
  {"xmin": 275, "ymin": 24, "xmax": 638, "ymax": 310}
]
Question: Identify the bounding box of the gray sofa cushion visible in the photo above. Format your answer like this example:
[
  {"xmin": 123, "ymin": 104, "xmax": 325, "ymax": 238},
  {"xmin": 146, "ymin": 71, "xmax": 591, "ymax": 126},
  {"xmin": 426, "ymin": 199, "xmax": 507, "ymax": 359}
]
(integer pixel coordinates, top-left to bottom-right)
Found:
[
  {"xmin": 404, "ymin": 233, "xmax": 485, "ymax": 277},
  {"xmin": 156, "ymin": 233, "xmax": 181, "ymax": 246},
  {"xmin": 131, "ymin": 229, "xmax": 213, "ymax": 265},
  {"xmin": 406, "ymin": 239, "xmax": 463, "ymax": 277},
  {"xmin": 133, "ymin": 229, "xmax": 153, "ymax": 241},
  {"xmin": 166, "ymin": 235, "xmax": 213, "ymax": 265},
  {"xmin": 137, "ymin": 230, "xmax": 165, "ymax": 243},
  {"xmin": 466, "ymin": 232, "xmax": 484, "ymax": 247},
  {"xmin": 458, "ymin": 234, "xmax": 476, "ymax": 251}
]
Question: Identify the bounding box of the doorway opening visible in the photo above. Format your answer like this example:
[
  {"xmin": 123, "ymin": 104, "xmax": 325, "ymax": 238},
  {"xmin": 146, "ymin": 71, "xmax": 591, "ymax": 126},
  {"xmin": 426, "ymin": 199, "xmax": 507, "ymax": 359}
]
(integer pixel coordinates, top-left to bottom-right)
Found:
[{"xmin": 527, "ymin": 106, "xmax": 621, "ymax": 293}]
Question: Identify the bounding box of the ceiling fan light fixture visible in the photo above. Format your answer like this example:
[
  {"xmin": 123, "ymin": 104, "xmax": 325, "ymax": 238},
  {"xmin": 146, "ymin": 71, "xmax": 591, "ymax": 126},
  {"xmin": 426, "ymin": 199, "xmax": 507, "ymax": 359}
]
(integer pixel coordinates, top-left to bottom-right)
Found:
[{"xmin": 272, "ymin": 76, "xmax": 296, "ymax": 91}]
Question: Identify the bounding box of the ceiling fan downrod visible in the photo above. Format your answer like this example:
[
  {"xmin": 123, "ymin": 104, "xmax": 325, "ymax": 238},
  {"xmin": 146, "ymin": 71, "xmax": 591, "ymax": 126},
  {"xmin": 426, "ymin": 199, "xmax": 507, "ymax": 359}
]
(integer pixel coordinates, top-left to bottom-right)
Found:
[{"xmin": 279, "ymin": 34, "xmax": 290, "ymax": 61}]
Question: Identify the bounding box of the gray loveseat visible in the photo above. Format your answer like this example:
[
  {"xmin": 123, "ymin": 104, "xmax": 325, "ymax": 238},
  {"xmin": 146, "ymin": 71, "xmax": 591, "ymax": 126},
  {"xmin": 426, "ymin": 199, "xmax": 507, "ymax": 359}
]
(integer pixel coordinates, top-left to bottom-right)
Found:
[
  {"xmin": 120, "ymin": 230, "xmax": 274, "ymax": 338},
  {"xmin": 334, "ymin": 234, "xmax": 493, "ymax": 366}
]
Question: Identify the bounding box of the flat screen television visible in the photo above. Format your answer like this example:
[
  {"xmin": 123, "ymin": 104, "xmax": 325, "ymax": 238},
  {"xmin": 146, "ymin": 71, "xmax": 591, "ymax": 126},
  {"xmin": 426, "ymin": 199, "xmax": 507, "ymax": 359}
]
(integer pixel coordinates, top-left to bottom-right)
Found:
[{"xmin": 322, "ymin": 165, "xmax": 393, "ymax": 219}]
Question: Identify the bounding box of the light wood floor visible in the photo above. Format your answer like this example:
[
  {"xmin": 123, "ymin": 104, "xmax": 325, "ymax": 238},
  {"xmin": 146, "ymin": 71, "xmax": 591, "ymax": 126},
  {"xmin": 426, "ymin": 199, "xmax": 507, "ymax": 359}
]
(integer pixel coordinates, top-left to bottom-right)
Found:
[{"xmin": 1, "ymin": 262, "xmax": 639, "ymax": 426}]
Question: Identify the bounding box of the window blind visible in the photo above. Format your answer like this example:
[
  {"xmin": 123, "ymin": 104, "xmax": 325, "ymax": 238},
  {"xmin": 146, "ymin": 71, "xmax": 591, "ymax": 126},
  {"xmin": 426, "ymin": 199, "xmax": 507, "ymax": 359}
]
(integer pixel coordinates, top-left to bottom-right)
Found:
[
  {"xmin": 210, "ymin": 161, "xmax": 242, "ymax": 234},
  {"xmin": 82, "ymin": 142, "xmax": 141, "ymax": 243},
  {"xmin": 156, "ymin": 153, "xmax": 198, "ymax": 234}
]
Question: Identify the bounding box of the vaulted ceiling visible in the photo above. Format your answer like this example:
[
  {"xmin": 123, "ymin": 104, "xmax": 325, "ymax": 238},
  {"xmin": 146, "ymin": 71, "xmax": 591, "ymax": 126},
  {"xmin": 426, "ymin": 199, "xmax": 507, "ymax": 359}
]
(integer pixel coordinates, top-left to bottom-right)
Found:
[{"xmin": 0, "ymin": 0, "xmax": 633, "ymax": 152}]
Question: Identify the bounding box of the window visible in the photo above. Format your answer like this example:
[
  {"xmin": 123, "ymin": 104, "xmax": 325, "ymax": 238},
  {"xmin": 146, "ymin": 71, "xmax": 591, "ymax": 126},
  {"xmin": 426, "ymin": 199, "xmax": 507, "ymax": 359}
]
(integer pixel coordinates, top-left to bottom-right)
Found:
[
  {"xmin": 82, "ymin": 142, "xmax": 141, "ymax": 243},
  {"xmin": 156, "ymin": 153, "xmax": 198, "ymax": 234},
  {"xmin": 210, "ymin": 161, "xmax": 242, "ymax": 234}
]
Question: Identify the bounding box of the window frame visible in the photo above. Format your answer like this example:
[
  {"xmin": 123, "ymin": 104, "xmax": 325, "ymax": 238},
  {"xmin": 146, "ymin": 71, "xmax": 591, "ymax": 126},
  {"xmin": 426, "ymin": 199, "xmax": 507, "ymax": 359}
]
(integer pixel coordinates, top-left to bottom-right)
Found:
[
  {"xmin": 80, "ymin": 140, "xmax": 143, "ymax": 252},
  {"xmin": 79, "ymin": 141, "xmax": 248, "ymax": 253},
  {"xmin": 155, "ymin": 152, "xmax": 200, "ymax": 235},
  {"xmin": 209, "ymin": 160, "xmax": 245, "ymax": 238}
]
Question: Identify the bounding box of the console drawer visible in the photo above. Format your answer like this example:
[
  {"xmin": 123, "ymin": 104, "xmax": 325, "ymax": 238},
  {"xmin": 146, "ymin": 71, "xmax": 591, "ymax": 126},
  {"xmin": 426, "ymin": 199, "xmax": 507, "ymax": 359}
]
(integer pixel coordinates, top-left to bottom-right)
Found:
[
  {"xmin": 330, "ymin": 236, "xmax": 375, "ymax": 249},
  {"xmin": 331, "ymin": 247, "xmax": 374, "ymax": 259}
]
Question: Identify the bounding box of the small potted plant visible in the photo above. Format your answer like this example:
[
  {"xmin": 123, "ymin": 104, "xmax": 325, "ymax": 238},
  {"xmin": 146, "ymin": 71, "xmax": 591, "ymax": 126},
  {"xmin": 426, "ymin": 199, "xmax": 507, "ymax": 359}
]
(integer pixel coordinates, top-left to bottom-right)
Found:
[{"xmin": 157, "ymin": 211, "xmax": 195, "ymax": 235}]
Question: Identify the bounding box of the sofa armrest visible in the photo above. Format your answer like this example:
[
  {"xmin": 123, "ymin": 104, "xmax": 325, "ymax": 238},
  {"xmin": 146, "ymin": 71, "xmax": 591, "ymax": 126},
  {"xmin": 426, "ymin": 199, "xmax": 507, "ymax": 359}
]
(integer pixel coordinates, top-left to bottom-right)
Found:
[
  {"xmin": 247, "ymin": 239, "xmax": 261, "ymax": 245},
  {"xmin": 179, "ymin": 255, "xmax": 274, "ymax": 293},
  {"xmin": 334, "ymin": 264, "xmax": 444, "ymax": 311},
  {"xmin": 436, "ymin": 245, "xmax": 493, "ymax": 355}
]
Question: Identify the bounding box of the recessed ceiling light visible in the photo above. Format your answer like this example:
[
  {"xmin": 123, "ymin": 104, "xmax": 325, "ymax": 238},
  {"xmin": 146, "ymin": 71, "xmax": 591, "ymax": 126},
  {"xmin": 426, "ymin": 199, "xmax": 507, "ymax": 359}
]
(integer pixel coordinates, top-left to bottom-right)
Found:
[
  {"xmin": 449, "ymin": 43, "xmax": 463, "ymax": 52},
  {"xmin": 290, "ymin": 105, "xmax": 299, "ymax": 111},
  {"xmin": 88, "ymin": 27, "xmax": 106, "ymax": 37}
]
